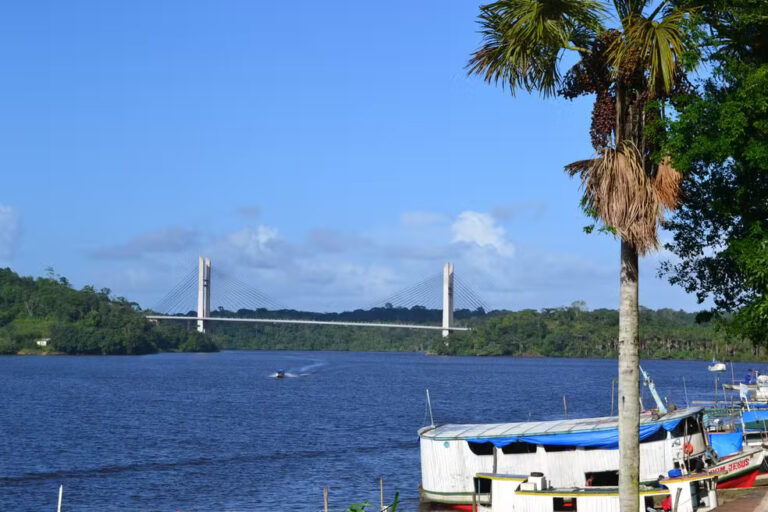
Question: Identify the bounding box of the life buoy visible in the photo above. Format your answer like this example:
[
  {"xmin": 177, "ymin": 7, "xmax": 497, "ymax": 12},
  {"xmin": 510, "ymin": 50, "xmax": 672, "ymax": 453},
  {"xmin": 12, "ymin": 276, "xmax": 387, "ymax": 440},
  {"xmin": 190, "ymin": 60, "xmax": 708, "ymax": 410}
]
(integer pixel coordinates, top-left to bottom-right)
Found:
[{"xmin": 683, "ymin": 443, "xmax": 694, "ymax": 454}]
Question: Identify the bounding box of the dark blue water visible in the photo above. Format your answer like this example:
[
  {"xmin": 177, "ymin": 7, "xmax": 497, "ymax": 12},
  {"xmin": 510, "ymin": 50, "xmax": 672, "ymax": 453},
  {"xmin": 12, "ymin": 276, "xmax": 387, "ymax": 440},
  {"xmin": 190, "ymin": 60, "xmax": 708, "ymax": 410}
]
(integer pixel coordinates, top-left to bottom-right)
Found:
[{"xmin": 0, "ymin": 351, "xmax": 756, "ymax": 511}]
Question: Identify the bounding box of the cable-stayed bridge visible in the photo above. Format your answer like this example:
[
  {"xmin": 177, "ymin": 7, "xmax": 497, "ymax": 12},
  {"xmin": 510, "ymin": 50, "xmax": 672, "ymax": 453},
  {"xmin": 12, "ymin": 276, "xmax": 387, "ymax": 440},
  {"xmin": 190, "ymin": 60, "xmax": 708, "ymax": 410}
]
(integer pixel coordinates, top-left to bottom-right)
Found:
[{"xmin": 146, "ymin": 257, "xmax": 488, "ymax": 336}]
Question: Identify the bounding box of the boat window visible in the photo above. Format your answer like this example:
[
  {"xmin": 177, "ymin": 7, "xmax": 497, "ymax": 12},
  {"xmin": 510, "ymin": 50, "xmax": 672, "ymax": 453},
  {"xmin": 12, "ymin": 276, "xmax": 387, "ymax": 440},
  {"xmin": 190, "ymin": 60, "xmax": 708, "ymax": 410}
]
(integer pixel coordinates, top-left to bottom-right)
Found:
[
  {"xmin": 543, "ymin": 444, "xmax": 575, "ymax": 452},
  {"xmin": 641, "ymin": 428, "xmax": 667, "ymax": 443},
  {"xmin": 467, "ymin": 441, "xmax": 494, "ymax": 456},
  {"xmin": 585, "ymin": 470, "xmax": 618, "ymax": 486},
  {"xmin": 553, "ymin": 497, "xmax": 577, "ymax": 511},
  {"xmin": 671, "ymin": 417, "xmax": 700, "ymax": 437},
  {"xmin": 501, "ymin": 442, "xmax": 537, "ymax": 454}
]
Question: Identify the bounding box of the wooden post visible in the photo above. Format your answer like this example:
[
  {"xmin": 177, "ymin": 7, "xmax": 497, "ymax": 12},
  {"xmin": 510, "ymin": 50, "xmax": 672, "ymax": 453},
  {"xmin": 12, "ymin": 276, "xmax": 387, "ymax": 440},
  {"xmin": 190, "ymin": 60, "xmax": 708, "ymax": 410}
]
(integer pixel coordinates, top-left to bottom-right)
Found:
[
  {"xmin": 472, "ymin": 491, "xmax": 477, "ymax": 512},
  {"xmin": 563, "ymin": 394, "xmax": 568, "ymax": 420},
  {"xmin": 324, "ymin": 486, "xmax": 328, "ymax": 512},
  {"xmin": 380, "ymin": 476, "xmax": 384, "ymax": 512},
  {"xmin": 672, "ymin": 487, "xmax": 682, "ymax": 512},
  {"xmin": 57, "ymin": 485, "xmax": 63, "ymax": 512}
]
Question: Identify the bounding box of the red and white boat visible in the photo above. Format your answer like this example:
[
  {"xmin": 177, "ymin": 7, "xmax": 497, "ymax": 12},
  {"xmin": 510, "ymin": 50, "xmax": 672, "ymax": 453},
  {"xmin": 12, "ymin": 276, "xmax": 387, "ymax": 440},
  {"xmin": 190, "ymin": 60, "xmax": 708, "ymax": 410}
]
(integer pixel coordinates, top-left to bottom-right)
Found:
[{"xmin": 706, "ymin": 447, "xmax": 764, "ymax": 489}]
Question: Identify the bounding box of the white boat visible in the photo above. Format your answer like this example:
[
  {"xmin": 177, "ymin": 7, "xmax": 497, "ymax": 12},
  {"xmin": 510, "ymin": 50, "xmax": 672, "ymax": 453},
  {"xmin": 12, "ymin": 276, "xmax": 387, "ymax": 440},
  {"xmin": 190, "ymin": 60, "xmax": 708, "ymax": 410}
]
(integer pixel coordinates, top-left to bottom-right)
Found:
[
  {"xmin": 708, "ymin": 359, "xmax": 726, "ymax": 372},
  {"xmin": 418, "ymin": 407, "xmax": 708, "ymax": 507},
  {"xmin": 475, "ymin": 470, "xmax": 718, "ymax": 512}
]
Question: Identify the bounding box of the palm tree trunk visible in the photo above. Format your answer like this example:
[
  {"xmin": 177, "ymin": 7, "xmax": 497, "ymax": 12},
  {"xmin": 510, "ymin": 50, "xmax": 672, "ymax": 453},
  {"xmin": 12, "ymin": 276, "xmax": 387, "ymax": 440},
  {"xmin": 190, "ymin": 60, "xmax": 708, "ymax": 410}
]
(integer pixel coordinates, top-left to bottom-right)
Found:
[{"xmin": 618, "ymin": 239, "xmax": 640, "ymax": 512}]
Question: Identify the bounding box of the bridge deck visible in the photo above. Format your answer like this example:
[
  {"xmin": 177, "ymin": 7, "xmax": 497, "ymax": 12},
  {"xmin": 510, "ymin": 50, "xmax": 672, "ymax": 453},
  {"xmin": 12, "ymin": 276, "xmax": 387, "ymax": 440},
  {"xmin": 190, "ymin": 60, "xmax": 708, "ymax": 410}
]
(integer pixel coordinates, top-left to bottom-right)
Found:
[{"xmin": 145, "ymin": 315, "xmax": 471, "ymax": 331}]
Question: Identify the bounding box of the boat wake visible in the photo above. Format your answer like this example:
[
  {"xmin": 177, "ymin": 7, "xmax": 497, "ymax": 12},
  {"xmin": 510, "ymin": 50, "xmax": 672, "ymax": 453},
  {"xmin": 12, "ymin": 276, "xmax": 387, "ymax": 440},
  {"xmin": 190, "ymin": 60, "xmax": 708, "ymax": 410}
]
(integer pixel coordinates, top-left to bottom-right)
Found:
[{"xmin": 270, "ymin": 359, "xmax": 325, "ymax": 378}]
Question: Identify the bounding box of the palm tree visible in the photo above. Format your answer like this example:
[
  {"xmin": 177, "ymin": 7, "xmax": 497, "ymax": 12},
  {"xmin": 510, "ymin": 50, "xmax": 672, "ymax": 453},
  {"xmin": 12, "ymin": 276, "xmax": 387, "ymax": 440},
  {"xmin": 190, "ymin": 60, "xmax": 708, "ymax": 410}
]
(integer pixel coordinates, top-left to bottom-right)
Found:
[{"xmin": 468, "ymin": 1, "xmax": 692, "ymax": 510}]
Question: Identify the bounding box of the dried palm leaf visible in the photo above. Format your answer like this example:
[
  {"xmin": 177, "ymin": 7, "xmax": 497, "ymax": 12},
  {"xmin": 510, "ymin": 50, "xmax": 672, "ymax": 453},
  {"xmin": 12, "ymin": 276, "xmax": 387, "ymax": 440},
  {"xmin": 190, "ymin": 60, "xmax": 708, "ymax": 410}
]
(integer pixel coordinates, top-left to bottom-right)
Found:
[
  {"xmin": 566, "ymin": 141, "xmax": 670, "ymax": 254},
  {"xmin": 653, "ymin": 156, "xmax": 681, "ymax": 209}
]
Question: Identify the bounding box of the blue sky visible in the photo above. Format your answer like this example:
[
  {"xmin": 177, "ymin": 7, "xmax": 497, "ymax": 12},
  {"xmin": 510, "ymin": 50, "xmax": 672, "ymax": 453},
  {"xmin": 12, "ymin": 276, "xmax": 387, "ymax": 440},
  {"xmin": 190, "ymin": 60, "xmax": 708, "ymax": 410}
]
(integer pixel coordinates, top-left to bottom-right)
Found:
[{"xmin": 0, "ymin": 1, "xmax": 705, "ymax": 312}]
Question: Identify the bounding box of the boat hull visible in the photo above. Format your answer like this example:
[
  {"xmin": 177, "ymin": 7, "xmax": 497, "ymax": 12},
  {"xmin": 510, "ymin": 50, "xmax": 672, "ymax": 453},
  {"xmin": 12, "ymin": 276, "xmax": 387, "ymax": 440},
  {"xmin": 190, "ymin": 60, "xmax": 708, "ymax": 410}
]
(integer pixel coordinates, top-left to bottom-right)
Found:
[
  {"xmin": 707, "ymin": 448, "xmax": 764, "ymax": 489},
  {"xmin": 419, "ymin": 489, "xmax": 489, "ymax": 507}
]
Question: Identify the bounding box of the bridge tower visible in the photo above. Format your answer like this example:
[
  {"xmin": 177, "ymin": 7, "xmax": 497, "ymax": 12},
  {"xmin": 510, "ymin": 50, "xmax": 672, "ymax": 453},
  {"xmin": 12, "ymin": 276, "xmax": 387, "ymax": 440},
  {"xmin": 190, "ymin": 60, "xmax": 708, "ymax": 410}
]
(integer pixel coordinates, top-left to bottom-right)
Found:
[
  {"xmin": 442, "ymin": 262, "xmax": 454, "ymax": 337},
  {"xmin": 197, "ymin": 256, "xmax": 211, "ymax": 333}
]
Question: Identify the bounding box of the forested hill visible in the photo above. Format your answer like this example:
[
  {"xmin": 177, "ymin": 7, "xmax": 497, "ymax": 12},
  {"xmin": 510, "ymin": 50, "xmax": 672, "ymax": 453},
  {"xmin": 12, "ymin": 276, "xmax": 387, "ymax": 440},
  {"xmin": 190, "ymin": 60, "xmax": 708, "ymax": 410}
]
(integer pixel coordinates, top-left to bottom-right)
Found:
[
  {"xmin": 0, "ymin": 268, "xmax": 217, "ymax": 355},
  {"xmin": 437, "ymin": 307, "xmax": 759, "ymax": 360},
  {"xmin": 0, "ymin": 266, "xmax": 760, "ymax": 360},
  {"xmin": 204, "ymin": 304, "xmax": 760, "ymax": 361}
]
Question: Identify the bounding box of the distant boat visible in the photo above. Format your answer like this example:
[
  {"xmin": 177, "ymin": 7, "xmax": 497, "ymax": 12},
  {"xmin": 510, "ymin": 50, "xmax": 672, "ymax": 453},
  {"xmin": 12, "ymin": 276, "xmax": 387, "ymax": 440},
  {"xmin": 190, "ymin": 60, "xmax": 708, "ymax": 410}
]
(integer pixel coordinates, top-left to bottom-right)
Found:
[
  {"xmin": 708, "ymin": 359, "xmax": 726, "ymax": 372},
  {"xmin": 275, "ymin": 369, "xmax": 286, "ymax": 378}
]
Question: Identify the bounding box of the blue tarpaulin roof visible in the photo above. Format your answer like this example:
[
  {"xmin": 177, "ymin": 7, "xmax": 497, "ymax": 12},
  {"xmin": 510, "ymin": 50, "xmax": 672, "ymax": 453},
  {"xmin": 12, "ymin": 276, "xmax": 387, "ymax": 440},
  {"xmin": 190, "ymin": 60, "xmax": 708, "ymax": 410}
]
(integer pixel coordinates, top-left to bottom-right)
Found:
[
  {"xmin": 742, "ymin": 410, "xmax": 768, "ymax": 423},
  {"xmin": 466, "ymin": 418, "xmax": 683, "ymax": 449},
  {"xmin": 421, "ymin": 408, "xmax": 702, "ymax": 451},
  {"xmin": 708, "ymin": 432, "xmax": 743, "ymax": 457}
]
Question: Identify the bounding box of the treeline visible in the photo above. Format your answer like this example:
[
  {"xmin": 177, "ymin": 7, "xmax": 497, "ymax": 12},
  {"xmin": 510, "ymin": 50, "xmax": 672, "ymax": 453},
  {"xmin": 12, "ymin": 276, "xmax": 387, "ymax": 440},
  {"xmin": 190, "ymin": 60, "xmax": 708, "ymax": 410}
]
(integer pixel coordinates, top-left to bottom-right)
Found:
[
  {"xmin": 208, "ymin": 304, "xmax": 484, "ymax": 323},
  {"xmin": 0, "ymin": 268, "xmax": 217, "ymax": 355},
  {"xmin": 437, "ymin": 306, "xmax": 757, "ymax": 360},
  {"xmin": 200, "ymin": 303, "xmax": 758, "ymax": 361}
]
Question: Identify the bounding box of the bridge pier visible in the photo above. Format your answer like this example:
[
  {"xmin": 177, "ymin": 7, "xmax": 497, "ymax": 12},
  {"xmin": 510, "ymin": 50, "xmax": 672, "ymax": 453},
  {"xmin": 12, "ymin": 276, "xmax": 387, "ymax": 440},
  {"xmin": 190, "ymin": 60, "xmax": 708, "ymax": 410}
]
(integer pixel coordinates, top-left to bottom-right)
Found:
[
  {"xmin": 442, "ymin": 262, "xmax": 454, "ymax": 337},
  {"xmin": 197, "ymin": 256, "xmax": 211, "ymax": 333}
]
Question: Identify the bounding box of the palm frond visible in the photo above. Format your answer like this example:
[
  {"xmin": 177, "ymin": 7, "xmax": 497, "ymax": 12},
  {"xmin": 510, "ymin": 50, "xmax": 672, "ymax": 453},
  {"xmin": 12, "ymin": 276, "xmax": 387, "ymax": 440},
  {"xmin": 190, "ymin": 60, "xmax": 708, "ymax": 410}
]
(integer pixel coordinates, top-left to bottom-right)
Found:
[
  {"xmin": 468, "ymin": 0, "xmax": 606, "ymax": 96},
  {"xmin": 610, "ymin": 7, "xmax": 690, "ymax": 95}
]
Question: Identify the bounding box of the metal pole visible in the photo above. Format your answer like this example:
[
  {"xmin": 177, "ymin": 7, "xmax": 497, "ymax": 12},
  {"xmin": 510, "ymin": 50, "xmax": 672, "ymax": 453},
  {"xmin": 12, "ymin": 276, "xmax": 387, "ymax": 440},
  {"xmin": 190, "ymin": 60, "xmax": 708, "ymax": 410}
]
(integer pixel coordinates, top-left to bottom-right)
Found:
[
  {"xmin": 57, "ymin": 485, "xmax": 63, "ymax": 512},
  {"xmin": 324, "ymin": 486, "xmax": 328, "ymax": 512},
  {"xmin": 426, "ymin": 389, "xmax": 435, "ymax": 427},
  {"xmin": 563, "ymin": 394, "xmax": 568, "ymax": 420},
  {"xmin": 611, "ymin": 379, "xmax": 615, "ymax": 416},
  {"xmin": 712, "ymin": 376, "xmax": 717, "ymax": 407},
  {"xmin": 380, "ymin": 477, "xmax": 384, "ymax": 512},
  {"xmin": 683, "ymin": 377, "xmax": 689, "ymax": 407}
]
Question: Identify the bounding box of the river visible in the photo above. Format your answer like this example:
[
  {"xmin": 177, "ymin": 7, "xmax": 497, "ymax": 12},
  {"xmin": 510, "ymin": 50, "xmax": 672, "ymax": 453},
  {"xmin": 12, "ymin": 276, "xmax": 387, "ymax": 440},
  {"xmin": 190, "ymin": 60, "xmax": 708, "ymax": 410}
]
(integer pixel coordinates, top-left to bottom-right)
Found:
[{"xmin": 0, "ymin": 351, "xmax": 752, "ymax": 511}]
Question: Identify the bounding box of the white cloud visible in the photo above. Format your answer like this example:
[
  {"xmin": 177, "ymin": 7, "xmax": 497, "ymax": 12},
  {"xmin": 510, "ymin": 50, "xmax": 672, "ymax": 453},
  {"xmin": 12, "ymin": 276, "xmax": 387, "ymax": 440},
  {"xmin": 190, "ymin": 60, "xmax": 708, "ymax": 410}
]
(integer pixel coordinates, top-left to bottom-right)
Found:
[
  {"xmin": 89, "ymin": 213, "xmax": 704, "ymax": 313},
  {"xmin": 451, "ymin": 211, "xmax": 514, "ymax": 256},
  {"xmin": 221, "ymin": 224, "xmax": 292, "ymax": 269},
  {"xmin": 0, "ymin": 204, "xmax": 20, "ymax": 260}
]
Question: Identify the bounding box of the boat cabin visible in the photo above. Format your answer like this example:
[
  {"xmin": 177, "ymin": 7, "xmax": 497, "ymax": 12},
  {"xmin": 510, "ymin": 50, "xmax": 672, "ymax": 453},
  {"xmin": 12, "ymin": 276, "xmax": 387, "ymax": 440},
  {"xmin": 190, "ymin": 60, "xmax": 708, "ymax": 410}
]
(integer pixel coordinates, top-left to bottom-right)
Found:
[{"xmin": 473, "ymin": 471, "xmax": 717, "ymax": 512}]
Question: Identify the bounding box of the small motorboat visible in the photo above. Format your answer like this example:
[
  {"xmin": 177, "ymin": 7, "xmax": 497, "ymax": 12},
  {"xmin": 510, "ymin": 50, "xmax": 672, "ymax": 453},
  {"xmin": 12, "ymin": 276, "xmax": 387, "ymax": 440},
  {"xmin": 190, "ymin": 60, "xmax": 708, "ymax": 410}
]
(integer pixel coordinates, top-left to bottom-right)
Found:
[
  {"xmin": 275, "ymin": 369, "xmax": 286, "ymax": 378},
  {"xmin": 708, "ymin": 359, "xmax": 726, "ymax": 372}
]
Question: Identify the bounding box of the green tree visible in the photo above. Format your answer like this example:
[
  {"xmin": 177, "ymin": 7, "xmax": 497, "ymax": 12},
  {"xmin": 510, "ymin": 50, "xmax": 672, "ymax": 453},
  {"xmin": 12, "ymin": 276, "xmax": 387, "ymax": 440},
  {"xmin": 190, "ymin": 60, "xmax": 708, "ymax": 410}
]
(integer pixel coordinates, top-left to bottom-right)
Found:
[
  {"xmin": 662, "ymin": 0, "xmax": 768, "ymax": 345},
  {"xmin": 467, "ymin": 1, "xmax": 694, "ymax": 508}
]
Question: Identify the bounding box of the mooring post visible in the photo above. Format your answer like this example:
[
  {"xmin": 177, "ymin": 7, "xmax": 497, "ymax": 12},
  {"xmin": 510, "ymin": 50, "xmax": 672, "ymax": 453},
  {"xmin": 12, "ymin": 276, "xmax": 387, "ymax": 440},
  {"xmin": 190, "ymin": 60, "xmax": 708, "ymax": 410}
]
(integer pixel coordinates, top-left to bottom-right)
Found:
[
  {"xmin": 324, "ymin": 486, "xmax": 328, "ymax": 512},
  {"xmin": 441, "ymin": 262, "xmax": 454, "ymax": 338}
]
